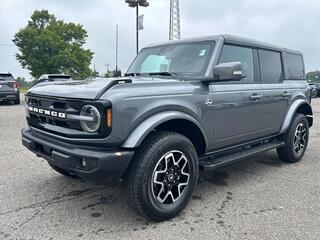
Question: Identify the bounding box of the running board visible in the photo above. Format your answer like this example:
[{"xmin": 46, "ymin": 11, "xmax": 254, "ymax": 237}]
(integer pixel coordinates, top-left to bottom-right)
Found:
[{"xmin": 199, "ymin": 140, "xmax": 285, "ymax": 171}]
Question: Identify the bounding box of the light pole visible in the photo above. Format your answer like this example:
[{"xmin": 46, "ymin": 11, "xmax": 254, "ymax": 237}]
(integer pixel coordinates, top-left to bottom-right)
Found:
[{"xmin": 125, "ymin": 0, "xmax": 149, "ymax": 54}]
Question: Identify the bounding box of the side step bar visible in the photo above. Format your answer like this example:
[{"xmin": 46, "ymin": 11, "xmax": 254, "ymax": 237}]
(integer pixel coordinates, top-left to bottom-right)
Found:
[{"xmin": 199, "ymin": 140, "xmax": 285, "ymax": 171}]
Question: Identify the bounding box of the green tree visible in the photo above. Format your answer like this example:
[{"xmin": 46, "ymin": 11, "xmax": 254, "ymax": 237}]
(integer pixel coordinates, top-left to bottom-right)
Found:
[
  {"xmin": 16, "ymin": 77, "xmax": 33, "ymax": 88},
  {"xmin": 306, "ymin": 70, "xmax": 320, "ymax": 82},
  {"xmin": 13, "ymin": 10, "xmax": 94, "ymax": 79}
]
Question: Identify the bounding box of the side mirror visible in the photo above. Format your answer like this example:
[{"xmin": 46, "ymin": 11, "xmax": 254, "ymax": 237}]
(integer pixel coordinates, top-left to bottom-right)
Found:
[{"xmin": 202, "ymin": 62, "xmax": 243, "ymax": 84}]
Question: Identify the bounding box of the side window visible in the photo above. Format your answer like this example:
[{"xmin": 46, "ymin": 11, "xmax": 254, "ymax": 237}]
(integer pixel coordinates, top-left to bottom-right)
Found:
[
  {"xmin": 259, "ymin": 50, "xmax": 282, "ymax": 83},
  {"xmin": 219, "ymin": 45, "xmax": 254, "ymax": 83},
  {"xmin": 283, "ymin": 53, "xmax": 304, "ymax": 80}
]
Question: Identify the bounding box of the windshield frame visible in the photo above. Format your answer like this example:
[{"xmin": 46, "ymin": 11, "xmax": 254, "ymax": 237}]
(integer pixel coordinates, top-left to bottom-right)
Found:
[{"xmin": 126, "ymin": 41, "xmax": 216, "ymax": 80}]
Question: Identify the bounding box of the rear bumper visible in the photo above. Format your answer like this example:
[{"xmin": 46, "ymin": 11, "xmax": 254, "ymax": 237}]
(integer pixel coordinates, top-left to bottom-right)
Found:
[
  {"xmin": 0, "ymin": 92, "xmax": 19, "ymax": 101},
  {"xmin": 21, "ymin": 127, "xmax": 134, "ymax": 185}
]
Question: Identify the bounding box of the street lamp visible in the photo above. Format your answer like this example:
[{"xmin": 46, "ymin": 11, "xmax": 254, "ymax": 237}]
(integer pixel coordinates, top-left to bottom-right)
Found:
[{"xmin": 125, "ymin": 0, "xmax": 149, "ymax": 54}]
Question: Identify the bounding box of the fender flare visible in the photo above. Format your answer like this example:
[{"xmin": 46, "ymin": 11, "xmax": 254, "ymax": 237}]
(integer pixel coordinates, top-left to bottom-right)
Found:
[
  {"xmin": 279, "ymin": 99, "xmax": 313, "ymax": 134},
  {"xmin": 121, "ymin": 111, "xmax": 208, "ymax": 149}
]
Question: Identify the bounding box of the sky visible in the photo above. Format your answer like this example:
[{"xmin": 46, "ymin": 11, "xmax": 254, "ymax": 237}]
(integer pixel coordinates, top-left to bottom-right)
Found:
[{"xmin": 0, "ymin": 0, "xmax": 319, "ymax": 80}]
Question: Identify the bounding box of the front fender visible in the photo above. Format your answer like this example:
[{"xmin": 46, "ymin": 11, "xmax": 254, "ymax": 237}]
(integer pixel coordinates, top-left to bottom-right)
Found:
[
  {"xmin": 280, "ymin": 99, "xmax": 313, "ymax": 134},
  {"xmin": 121, "ymin": 111, "xmax": 207, "ymax": 149}
]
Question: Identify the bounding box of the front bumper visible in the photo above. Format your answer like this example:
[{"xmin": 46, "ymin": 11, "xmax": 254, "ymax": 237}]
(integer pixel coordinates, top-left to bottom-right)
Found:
[{"xmin": 21, "ymin": 127, "xmax": 134, "ymax": 185}]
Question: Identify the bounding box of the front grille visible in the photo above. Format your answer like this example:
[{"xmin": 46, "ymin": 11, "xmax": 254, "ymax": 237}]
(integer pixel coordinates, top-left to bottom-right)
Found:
[{"xmin": 25, "ymin": 95, "xmax": 111, "ymax": 138}]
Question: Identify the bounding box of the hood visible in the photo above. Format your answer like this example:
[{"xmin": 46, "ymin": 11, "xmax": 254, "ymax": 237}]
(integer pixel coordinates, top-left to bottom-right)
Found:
[
  {"xmin": 27, "ymin": 77, "xmax": 180, "ymax": 100},
  {"xmin": 27, "ymin": 78, "xmax": 129, "ymax": 100}
]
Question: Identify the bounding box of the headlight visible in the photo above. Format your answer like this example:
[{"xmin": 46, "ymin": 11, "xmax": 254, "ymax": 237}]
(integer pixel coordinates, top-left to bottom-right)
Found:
[{"xmin": 80, "ymin": 105, "xmax": 101, "ymax": 133}]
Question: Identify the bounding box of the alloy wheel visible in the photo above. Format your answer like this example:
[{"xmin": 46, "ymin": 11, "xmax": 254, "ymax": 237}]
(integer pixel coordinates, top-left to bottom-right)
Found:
[
  {"xmin": 293, "ymin": 122, "xmax": 307, "ymax": 155},
  {"xmin": 151, "ymin": 151, "xmax": 190, "ymax": 204}
]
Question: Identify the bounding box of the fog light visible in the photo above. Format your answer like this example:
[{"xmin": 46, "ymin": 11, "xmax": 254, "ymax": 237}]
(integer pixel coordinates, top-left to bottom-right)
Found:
[{"xmin": 81, "ymin": 158, "xmax": 87, "ymax": 167}]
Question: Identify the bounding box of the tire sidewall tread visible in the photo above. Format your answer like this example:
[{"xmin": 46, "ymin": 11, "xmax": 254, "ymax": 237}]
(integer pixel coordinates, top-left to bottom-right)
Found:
[{"xmin": 125, "ymin": 131, "xmax": 198, "ymax": 221}]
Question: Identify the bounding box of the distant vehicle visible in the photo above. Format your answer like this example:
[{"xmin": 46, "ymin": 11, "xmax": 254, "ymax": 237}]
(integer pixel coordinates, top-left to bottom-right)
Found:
[
  {"xmin": 33, "ymin": 74, "xmax": 72, "ymax": 87},
  {"xmin": 314, "ymin": 82, "xmax": 320, "ymax": 97},
  {"xmin": 0, "ymin": 73, "xmax": 20, "ymax": 104},
  {"xmin": 308, "ymin": 82, "xmax": 318, "ymax": 98}
]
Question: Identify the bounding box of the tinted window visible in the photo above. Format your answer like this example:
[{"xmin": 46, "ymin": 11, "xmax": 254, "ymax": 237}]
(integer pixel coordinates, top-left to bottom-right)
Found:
[
  {"xmin": 259, "ymin": 50, "xmax": 282, "ymax": 83},
  {"xmin": 219, "ymin": 45, "xmax": 254, "ymax": 83},
  {"xmin": 283, "ymin": 53, "xmax": 304, "ymax": 79}
]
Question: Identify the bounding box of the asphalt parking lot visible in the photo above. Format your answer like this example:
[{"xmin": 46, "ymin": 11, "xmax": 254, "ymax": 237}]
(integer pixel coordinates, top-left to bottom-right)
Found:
[{"xmin": 0, "ymin": 95, "xmax": 319, "ymax": 240}]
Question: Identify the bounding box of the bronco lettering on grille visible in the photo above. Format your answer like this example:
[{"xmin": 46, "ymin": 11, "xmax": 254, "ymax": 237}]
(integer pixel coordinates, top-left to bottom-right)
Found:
[{"xmin": 27, "ymin": 106, "xmax": 66, "ymax": 118}]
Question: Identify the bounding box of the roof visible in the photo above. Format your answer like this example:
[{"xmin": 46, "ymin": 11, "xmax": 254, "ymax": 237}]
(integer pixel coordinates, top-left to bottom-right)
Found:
[
  {"xmin": 0, "ymin": 73, "xmax": 13, "ymax": 77},
  {"xmin": 146, "ymin": 34, "xmax": 302, "ymax": 55},
  {"xmin": 38, "ymin": 74, "xmax": 71, "ymax": 80}
]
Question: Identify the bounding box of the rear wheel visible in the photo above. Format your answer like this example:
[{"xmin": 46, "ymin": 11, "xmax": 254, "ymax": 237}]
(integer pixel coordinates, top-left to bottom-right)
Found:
[
  {"xmin": 125, "ymin": 131, "xmax": 198, "ymax": 221},
  {"xmin": 311, "ymin": 89, "xmax": 318, "ymax": 98},
  {"xmin": 14, "ymin": 95, "xmax": 20, "ymax": 105},
  {"xmin": 277, "ymin": 114, "xmax": 309, "ymax": 163}
]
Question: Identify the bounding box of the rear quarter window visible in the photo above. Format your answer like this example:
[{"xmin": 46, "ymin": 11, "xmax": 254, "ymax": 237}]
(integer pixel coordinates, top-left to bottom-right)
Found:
[{"xmin": 283, "ymin": 53, "xmax": 305, "ymax": 80}]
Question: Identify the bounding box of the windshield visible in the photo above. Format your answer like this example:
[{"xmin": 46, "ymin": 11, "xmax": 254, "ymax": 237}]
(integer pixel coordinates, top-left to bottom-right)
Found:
[{"xmin": 127, "ymin": 41, "xmax": 215, "ymax": 78}]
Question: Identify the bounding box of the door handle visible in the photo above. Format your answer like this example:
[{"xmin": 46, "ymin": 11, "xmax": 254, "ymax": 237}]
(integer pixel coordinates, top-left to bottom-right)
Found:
[
  {"xmin": 249, "ymin": 94, "xmax": 263, "ymax": 100},
  {"xmin": 282, "ymin": 92, "xmax": 292, "ymax": 98}
]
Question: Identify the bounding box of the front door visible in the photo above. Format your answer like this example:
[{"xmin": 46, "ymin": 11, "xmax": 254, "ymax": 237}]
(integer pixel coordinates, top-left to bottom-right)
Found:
[{"xmin": 209, "ymin": 45, "xmax": 265, "ymax": 150}]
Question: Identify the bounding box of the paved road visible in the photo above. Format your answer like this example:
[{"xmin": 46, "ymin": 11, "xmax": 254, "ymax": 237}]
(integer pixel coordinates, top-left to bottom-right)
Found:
[{"xmin": 0, "ymin": 95, "xmax": 319, "ymax": 240}]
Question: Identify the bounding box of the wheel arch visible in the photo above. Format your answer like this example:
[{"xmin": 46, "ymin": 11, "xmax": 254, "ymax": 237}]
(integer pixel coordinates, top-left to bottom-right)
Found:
[
  {"xmin": 280, "ymin": 99, "xmax": 313, "ymax": 134},
  {"xmin": 121, "ymin": 111, "xmax": 208, "ymax": 154}
]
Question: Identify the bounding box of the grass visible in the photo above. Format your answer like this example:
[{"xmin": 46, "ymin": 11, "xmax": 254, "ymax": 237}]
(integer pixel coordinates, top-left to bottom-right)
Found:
[{"xmin": 20, "ymin": 87, "xmax": 29, "ymax": 94}]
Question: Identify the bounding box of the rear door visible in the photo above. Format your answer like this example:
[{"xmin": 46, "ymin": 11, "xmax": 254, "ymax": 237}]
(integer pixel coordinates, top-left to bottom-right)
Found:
[
  {"xmin": 209, "ymin": 45, "xmax": 265, "ymax": 150},
  {"xmin": 258, "ymin": 49, "xmax": 290, "ymax": 135}
]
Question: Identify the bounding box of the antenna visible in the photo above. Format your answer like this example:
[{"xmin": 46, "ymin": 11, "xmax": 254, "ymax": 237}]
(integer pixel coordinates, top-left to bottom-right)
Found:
[{"xmin": 169, "ymin": 0, "xmax": 181, "ymax": 40}]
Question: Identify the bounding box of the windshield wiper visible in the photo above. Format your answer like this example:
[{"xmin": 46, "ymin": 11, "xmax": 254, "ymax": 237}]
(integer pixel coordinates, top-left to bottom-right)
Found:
[
  {"xmin": 124, "ymin": 72, "xmax": 141, "ymax": 77},
  {"xmin": 148, "ymin": 72, "xmax": 177, "ymax": 77}
]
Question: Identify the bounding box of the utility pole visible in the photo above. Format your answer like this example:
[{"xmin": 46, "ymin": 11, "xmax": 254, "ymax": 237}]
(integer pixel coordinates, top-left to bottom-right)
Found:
[
  {"xmin": 136, "ymin": 6, "xmax": 139, "ymax": 54},
  {"xmin": 115, "ymin": 25, "xmax": 119, "ymax": 76},
  {"xmin": 169, "ymin": 0, "xmax": 181, "ymax": 40},
  {"xmin": 105, "ymin": 64, "xmax": 110, "ymax": 73},
  {"xmin": 125, "ymin": 0, "xmax": 149, "ymax": 54}
]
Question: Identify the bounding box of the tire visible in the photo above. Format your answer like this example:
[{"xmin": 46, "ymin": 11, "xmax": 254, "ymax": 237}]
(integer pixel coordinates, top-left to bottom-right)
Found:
[
  {"xmin": 48, "ymin": 162, "xmax": 76, "ymax": 178},
  {"xmin": 125, "ymin": 131, "xmax": 199, "ymax": 221},
  {"xmin": 277, "ymin": 113, "xmax": 309, "ymax": 163},
  {"xmin": 311, "ymin": 90, "xmax": 318, "ymax": 98},
  {"xmin": 14, "ymin": 96, "xmax": 20, "ymax": 105}
]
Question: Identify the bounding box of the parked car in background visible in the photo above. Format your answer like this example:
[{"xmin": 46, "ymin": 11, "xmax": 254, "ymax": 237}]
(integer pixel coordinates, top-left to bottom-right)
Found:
[
  {"xmin": 33, "ymin": 74, "xmax": 72, "ymax": 87},
  {"xmin": 308, "ymin": 80, "xmax": 320, "ymax": 97},
  {"xmin": 0, "ymin": 73, "xmax": 20, "ymax": 104},
  {"xmin": 314, "ymin": 82, "xmax": 320, "ymax": 97},
  {"xmin": 309, "ymin": 82, "xmax": 318, "ymax": 98}
]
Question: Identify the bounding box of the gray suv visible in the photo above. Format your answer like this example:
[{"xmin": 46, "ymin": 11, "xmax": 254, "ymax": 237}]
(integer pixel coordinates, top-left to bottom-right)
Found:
[{"xmin": 22, "ymin": 35, "xmax": 313, "ymax": 221}]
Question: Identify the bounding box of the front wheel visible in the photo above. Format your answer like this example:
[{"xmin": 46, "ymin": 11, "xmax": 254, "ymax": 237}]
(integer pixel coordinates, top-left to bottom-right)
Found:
[
  {"xmin": 125, "ymin": 131, "xmax": 199, "ymax": 221},
  {"xmin": 277, "ymin": 114, "xmax": 309, "ymax": 163}
]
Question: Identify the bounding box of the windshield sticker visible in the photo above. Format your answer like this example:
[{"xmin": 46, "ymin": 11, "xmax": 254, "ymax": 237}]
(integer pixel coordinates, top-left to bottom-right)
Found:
[{"xmin": 199, "ymin": 49, "xmax": 206, "ymax": 56}]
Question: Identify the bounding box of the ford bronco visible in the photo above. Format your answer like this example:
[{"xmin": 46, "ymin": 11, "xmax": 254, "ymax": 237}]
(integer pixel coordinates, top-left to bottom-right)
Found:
[{"xmin": 22, "ymin": 35, "xmax": 313, "ymax": 221}]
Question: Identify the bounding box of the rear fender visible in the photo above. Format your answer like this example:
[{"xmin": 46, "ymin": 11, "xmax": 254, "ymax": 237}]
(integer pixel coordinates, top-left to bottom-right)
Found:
[{"xmin": 280, "ymin": 99, "xmax": 313, "ymax": 134}]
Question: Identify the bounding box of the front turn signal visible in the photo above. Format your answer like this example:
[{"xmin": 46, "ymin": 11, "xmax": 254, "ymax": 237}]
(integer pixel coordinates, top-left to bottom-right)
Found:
[{"xmin": 107, "ymin": 109, "xmax": 112, "ymax": 128}]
